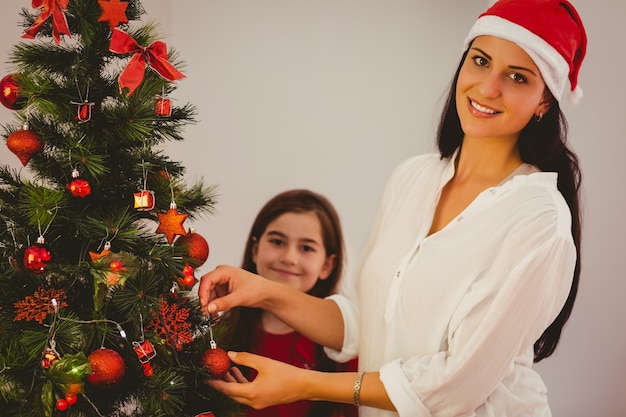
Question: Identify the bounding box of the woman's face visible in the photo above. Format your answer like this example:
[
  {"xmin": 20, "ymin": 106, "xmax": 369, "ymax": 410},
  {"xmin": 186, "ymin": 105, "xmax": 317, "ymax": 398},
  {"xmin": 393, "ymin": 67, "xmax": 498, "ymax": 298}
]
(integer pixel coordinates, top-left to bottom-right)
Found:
[
  {"xmin": 252, "ymin": 211, "xmax": 334, "ymax": 293},
  {"xmin": 455, "ymin": 35, "xmax": 551, "ymax": 142}
]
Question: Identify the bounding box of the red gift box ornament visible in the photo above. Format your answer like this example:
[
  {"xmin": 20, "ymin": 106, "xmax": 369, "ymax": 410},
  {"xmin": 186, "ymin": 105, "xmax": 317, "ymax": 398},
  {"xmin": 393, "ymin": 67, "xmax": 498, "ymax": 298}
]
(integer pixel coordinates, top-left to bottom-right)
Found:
[
  {"xmin": 109, "ymin": 28, "xmax": 185, "ymax": 96},
  {"xmin": 24, "ymin": 236, "xmax": 51, "ymax": 273},
  {"xmin": 133, "ymin": 190, "xmax": 155, "ymax": 211},
  {"xmin": 132, "ymin": 339, "xmax": 156, "ymax": 364},
  {"xmin": 155, "ymin": 94, "xmax": 172, "ymax": 117}
]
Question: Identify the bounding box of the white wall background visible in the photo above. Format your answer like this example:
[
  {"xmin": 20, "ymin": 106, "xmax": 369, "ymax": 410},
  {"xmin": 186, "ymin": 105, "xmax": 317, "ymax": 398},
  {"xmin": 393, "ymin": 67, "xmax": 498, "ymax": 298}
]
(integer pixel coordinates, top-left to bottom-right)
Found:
[{"xmin": 1, "ymin": 1, "xmax": 624, "ymax": 416}]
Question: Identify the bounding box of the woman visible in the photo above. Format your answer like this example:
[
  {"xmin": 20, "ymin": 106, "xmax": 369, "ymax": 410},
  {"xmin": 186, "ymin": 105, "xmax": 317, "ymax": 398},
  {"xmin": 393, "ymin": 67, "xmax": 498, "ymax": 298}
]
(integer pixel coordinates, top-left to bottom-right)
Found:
[{"xmin": 199, "ymin": 1, "xmax": 587, "ymax": 416}]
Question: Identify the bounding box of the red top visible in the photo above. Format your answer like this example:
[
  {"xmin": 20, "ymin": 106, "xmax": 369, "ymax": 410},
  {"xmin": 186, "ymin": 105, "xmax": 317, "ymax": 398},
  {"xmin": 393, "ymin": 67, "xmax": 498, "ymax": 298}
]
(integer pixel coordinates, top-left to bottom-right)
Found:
[{"xmin": 244, "ymin": 327, "xmax": 359, "ymax": 417}]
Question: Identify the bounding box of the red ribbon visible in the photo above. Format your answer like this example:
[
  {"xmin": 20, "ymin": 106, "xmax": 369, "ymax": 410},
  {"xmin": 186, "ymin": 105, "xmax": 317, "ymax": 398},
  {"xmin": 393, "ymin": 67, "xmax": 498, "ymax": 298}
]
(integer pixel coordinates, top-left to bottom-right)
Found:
[
  {"xmin": 22, "ymin": 0, "xmax": 71, "ymax": 45},
  {"xmin": 109, "ymin": 28, "xmax": 186, "ymax": 96}
]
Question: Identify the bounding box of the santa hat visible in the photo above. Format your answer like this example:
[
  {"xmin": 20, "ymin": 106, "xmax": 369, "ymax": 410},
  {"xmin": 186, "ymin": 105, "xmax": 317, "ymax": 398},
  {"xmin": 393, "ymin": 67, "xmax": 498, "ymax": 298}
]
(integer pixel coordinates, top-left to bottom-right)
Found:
[{"xmin": 463, "ymin": 0, "xmax": 587, "ymax": 104}]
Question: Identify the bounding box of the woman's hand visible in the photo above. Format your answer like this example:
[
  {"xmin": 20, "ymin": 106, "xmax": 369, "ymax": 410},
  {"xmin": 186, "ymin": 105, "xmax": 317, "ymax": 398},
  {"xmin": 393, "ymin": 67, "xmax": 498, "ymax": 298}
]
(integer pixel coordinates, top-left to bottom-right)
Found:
[
  {"xmin": 198, "ymin": 265, "xmax": 274, "ymax": 316},
  {"xmin": 207, "ymin": 351, "xmax": 310, "ymax": 410}
]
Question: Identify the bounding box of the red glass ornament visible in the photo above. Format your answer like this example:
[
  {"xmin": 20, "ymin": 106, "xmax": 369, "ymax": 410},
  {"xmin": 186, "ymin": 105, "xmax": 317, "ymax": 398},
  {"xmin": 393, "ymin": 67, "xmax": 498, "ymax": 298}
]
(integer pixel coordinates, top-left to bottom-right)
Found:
[
  {"xmin": 24, "ymin": 244, "xmax": 51, "ymax": 273},
  {"xmin": 56, "ymin": 398, "xmax": 69, "ymax": 411},
  {"xmin": 6, "ymin": 124, "xmax": 44, "ymax": 166},
  {"xmin": 133, "ymin": 190, "xmax": 155, "ymax": 210},
  {"xmin": 0, "ymin": 74, "xmax": 26, "ymax": 110},
  {"xmin": 174, "ymin": 230, "xmax": 209, "ymax": 267},
  {"xmin": 67, "ymin": 178, "xmax": 91, "ymax": 197},
  {"xmin": 195, "ymin": 413, "xmax": 216, "ymax": 417},
  {"xmin": 86, "ymin": 348, "xmax": 126, "ymax": 388},
  {"xmin": 155, "ymin": 96, "xmax": 172, "ymax": 116}
]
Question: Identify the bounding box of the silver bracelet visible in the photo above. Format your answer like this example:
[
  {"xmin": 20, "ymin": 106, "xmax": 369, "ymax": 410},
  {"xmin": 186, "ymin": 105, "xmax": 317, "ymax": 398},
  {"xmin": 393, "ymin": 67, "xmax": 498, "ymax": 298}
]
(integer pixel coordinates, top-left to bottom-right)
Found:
[{"xmin": 353, "ymin": 371, "xmax": 365, "ymax": 406}]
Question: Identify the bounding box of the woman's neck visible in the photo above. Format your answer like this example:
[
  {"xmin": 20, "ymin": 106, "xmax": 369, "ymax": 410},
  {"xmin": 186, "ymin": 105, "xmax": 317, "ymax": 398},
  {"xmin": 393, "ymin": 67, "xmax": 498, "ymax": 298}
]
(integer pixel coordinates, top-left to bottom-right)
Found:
[{"xmin": 454, "ymin": 137, "xmax": 523, "ymax": 184}]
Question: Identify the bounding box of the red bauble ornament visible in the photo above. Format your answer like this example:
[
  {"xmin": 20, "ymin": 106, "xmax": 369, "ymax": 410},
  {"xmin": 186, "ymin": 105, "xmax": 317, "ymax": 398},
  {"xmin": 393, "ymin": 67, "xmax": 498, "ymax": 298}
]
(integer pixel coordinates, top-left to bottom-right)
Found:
[
  {"xmin": 0, "ymin": 74, "xmax": 26, "ymax": 110},
  {"xmin": 156, "ymin": 204, "xmax": 188, "ymax": 244},
  {"xmin": 56, "ymin": 398, "xmax": 69, "ymax": 411},
  {"xmin": 174, "ymin": 230, "xmax": 209, "ymax": 267},
  {"xmin": 67, "ymin": 178, "xmax": 92, "ymax": 197},
  {"xmin": 24, "ymin": 244, "xmax": 51, "ymax": 273},
  {"xmin": 195, "ymin": 413, "xmax": 216, "ymax": 417},
  {"xmin": 201, "ymin": 346, "xmax": 231, "ymax": 379},
  {"xmin": 6, "ymin": 124, "xmax": 44, "ymax": 166},
  {"xmin": 86, "ymin": 348, "xmax": 126, "ymax": 388}
]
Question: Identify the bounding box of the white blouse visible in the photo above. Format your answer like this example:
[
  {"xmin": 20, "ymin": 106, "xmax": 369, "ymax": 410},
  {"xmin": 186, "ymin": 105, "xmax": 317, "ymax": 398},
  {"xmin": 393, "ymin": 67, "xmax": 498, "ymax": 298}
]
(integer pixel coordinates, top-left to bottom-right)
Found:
[{"xmin": 327, "ymin": 153, "xmax": 576, "ymax": 417}]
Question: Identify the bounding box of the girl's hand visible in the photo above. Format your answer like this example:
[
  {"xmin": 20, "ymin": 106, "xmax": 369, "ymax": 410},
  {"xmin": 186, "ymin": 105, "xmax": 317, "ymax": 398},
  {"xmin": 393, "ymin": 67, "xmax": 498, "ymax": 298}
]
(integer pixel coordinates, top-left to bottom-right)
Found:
[
  {"xmin": 207, "ymin": 351, "xmax": 309, "ymax": 410},
  {"xmin": 198, "ymin": 265, "xmax": 274, "ymax": 316}
]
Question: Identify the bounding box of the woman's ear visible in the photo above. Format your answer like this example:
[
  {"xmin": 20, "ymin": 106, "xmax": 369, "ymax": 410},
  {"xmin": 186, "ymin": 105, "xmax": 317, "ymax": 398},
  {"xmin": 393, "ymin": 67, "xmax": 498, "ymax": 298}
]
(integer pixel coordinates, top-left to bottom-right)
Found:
[
  {"xmin": 318, "ymin": 254, "xmax": 336, "ymax": 280},
  {"xmin": 536, "ymin": 89, "xmax": 552, "ymax": 118}
]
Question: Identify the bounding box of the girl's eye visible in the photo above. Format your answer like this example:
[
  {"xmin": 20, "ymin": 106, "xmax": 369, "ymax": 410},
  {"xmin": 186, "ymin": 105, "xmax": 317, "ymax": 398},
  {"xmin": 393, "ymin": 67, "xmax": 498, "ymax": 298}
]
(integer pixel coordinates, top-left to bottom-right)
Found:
[
  {"xmin": 300, "ymin": 245, "xmax": 315, "ymax": 253},
  {"xmin": 268, "ymin": 238, "xmax": 284, "ymax": 246},
  {"xmin": 472, "ymin": 55, "xmax": 488, "ymax": 67},
  {"xmin": 508, "ymin": 72, "xmax": 528, "ymax": 84}
]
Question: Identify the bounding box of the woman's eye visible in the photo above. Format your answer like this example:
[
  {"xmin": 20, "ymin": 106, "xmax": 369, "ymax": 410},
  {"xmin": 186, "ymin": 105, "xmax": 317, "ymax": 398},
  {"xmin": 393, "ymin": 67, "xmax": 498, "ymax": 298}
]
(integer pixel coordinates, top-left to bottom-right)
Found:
[
  {"xmin": 508, "ymin": 72, "xmax": 528, "ymax": 83},
  {"xmin": 472, "ymin": 55, "xmax": 488, "ymax": 67}
]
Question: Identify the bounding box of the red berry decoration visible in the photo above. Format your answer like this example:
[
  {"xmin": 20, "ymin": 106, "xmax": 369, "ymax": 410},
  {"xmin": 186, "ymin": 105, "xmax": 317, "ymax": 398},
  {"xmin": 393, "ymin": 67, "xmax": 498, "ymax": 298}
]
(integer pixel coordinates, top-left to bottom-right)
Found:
[
  {"xmin": 201, "ymin": 346, "xmax": 231, "ymax": 379},
  {"xmin": 56, "ymin": 398, "xmax": 69, "ymax": 411},
  {"xmin": 6, "ymin": 123, "xmax": 44, "ymax": 166},
  {"xmin": 86, "ymin": 348, "xmax": 125, "ymax": 388},
  {"xmin": 65, "ymin": 393, "xmax": 78, "ymax": 405},
  {"xmin": 0, "ymin": 74, "xmax": 26, "ymax": 110},
  {"xmin": 174, "ymin": 229, "xmax": 209, "ymax": 267}
]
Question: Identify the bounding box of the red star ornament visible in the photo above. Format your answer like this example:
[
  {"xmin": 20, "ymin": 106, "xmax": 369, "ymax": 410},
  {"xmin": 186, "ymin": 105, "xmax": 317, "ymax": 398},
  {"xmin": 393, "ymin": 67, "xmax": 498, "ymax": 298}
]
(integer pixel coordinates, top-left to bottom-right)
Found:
[
  {"xmin": 156, "ymin": 207, "xmax": 188, "ymax": 244},
  {"xmin": 98, "ymin": 0, "xmax": 129, "ymax": 30}
]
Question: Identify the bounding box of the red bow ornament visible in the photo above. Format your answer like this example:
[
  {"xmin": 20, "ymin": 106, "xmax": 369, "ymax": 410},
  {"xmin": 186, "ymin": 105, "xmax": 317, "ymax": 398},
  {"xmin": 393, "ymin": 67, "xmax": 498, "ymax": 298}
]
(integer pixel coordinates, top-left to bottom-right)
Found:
[
  {"xmin": 109, "ymin": 28, "xmax": 185, "ymax": 96},
  {"xmin": 22, "ymin": 0, "xmax": 71, "ymax": 45}
]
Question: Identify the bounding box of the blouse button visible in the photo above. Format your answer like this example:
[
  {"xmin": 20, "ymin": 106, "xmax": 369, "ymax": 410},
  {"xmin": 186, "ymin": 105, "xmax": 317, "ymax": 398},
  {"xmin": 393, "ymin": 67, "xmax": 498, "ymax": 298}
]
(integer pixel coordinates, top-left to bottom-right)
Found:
[
  {"xmin": 488, "ymin": 188, "xmax": 495, "ymax": 195},
  {"xmin": 457, "ymin": 216, "xmax": 463, "ymax": 222}
]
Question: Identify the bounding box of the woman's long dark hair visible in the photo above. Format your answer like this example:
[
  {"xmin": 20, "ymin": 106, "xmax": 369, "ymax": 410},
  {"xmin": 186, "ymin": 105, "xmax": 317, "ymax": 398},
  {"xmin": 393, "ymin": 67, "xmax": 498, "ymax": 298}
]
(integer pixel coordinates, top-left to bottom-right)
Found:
[
  {"xmin": 222, "ymin": 189, "xmax": 348, "ymax": 415},
  {"xmin": 436, "ymin": 48, "xmax": 582, "ymax": 362}
]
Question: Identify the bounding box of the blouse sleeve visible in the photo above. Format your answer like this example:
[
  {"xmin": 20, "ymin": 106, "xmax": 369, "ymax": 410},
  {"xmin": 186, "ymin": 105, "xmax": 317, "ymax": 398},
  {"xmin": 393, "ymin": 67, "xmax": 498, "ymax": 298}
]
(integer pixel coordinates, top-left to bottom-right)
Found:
[{"xmin": 380, "ymin": 218, "xmax": 576, "ymax": 416}]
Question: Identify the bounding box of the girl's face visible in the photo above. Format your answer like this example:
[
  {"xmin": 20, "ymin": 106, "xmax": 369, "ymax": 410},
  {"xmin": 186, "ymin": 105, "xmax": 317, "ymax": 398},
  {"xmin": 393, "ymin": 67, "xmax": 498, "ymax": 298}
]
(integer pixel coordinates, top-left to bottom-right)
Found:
[
  {"xmin": 455, "ymin": 35, "xmax": 551, "ymax": 143},
  {"xmin": 252, "ymin": 211, "xmax": 335, "ymax": 293}
]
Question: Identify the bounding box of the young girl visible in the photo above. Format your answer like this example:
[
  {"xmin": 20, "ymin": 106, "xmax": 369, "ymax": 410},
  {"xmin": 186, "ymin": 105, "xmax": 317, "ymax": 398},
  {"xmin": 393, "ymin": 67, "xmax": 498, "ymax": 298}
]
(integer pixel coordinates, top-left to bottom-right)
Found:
[
  {"xmin": 221, "ymin": 189, "xmax": 358, "ymax": 417},
  {"xmin": 200, "ymin": 1, "xmax": 587, "ymax": 415}
]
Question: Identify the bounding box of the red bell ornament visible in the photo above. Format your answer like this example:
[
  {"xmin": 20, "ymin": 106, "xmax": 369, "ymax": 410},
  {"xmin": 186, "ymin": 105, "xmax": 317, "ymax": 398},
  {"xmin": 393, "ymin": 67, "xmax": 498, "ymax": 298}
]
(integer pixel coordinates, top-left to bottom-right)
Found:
[
  {"xmin": 67, "ymin": 178, "xmax": 91, "ymax": 197},
  {"xmin": 6, "ymin": 123, "xmax": 44, "ymax": 166},
  {"xmin": 0, "ymin": 74, "xmax": 26, "ymax": 110},
  {"xmin": 133, "ymin": 190, "xmax": 155, "ymax": 210}
]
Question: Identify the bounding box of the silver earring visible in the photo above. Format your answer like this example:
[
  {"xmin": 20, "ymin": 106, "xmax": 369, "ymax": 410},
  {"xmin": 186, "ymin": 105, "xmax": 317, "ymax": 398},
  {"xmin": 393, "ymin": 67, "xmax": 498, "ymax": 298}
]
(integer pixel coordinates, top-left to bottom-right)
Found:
[{"xmin": 535, "ymin": 112, "xmax": 543, "ymax": 123}]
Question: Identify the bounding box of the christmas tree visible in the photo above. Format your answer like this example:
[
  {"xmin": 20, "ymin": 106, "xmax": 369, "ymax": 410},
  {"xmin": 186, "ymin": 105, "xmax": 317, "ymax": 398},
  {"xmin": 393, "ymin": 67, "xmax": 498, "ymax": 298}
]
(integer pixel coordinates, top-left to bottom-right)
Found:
[{"xmin": 0, "ymin": 1, "xmax": 239, "ymax": 416}]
